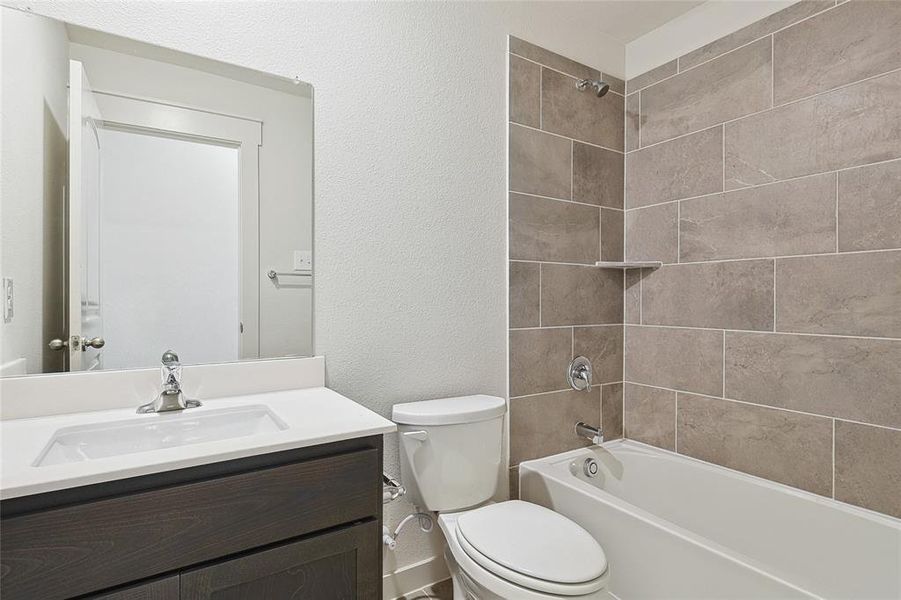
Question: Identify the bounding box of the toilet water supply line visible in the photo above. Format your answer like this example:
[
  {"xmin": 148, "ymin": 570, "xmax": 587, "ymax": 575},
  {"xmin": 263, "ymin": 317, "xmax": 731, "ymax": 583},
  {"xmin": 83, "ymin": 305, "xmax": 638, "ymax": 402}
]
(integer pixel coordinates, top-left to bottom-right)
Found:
[{"xmin": 382, "ymin": 471, "xmax": 434, "ymax": 551}]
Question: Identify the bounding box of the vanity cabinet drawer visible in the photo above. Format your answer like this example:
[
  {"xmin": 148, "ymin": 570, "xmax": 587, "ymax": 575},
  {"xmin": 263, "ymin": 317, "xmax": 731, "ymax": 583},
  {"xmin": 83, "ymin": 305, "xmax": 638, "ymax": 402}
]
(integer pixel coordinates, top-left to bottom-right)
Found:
[
  {"xmin": 0, "ymin": 447, "xmax": 380, "ymax": 600},
  {"xmin": 181, "ymin": 521, "xmax": 380, "ymax": 600},
  {"xmin": 89, "ymin": 576, "xmax": 180, "ymax": 600}
]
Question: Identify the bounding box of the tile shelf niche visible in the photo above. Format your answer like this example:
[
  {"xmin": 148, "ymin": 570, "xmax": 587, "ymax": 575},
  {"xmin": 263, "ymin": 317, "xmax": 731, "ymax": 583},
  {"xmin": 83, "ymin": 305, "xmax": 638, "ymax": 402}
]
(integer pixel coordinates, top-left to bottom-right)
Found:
[{"xmin": 595, "ymin": 261, "xmax": 663, "ymax": 269}]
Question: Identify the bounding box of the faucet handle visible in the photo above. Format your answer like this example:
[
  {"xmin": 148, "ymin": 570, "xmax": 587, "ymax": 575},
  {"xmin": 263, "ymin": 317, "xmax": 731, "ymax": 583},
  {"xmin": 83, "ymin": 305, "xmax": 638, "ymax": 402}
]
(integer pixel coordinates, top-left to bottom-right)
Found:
[
  {"xmin": 567, "ymin": 356, "xmax": 593, "ymax": 392},
  {"xmin": 161, "ymin": 349, "xmax": 180, "ymax": 366}
]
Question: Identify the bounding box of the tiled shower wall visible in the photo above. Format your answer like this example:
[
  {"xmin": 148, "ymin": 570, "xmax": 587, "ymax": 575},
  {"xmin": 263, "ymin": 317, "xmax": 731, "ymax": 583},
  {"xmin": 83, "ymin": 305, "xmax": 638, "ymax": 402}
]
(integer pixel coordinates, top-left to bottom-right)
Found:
[
  {"xmin": 507, "ymin": 37, "xmax": 624, "ymax": 492},
  {"xmin": 623, "ymin": 1, "xmax": 901, "ymax": 519}
]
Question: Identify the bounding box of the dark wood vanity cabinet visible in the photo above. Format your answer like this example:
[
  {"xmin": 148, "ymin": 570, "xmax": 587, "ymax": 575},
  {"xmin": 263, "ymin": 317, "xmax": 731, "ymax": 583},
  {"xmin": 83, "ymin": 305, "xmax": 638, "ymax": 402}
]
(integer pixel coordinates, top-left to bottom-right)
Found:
[{"xmin": 0, "ymin": 436, "xmax": 383, "ymax": 600}]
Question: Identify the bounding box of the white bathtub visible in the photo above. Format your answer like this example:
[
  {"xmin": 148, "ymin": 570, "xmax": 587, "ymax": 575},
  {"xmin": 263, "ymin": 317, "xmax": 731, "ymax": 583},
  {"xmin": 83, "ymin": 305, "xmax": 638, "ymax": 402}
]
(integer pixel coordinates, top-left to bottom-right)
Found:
[{"xmin": 519, "ymin": 440, "xmax": 901, "ymax": 599}]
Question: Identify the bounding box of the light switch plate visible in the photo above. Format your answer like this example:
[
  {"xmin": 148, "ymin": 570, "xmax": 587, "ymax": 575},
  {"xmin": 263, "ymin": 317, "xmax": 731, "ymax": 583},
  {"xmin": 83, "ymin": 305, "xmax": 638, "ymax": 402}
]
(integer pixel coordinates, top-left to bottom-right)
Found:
[{"xmin": 293, "ymin": 250, "xmax": 312, "ymax": 271}]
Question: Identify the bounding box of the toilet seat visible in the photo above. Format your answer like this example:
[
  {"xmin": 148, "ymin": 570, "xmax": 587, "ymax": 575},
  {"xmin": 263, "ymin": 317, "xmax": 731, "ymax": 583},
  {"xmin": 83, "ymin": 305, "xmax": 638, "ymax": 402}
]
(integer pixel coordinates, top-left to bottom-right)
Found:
[{"xmin": 453, "ymin": 501, "xmax": 609, "ymax": 596}]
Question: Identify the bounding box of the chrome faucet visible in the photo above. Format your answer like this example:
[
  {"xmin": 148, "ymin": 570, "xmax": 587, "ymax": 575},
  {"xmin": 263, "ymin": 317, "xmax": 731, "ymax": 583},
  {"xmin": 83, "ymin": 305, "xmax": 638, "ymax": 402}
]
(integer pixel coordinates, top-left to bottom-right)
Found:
[{"xmin": 137, "ymin": 350, "xmax": 202, "ymax": 413}]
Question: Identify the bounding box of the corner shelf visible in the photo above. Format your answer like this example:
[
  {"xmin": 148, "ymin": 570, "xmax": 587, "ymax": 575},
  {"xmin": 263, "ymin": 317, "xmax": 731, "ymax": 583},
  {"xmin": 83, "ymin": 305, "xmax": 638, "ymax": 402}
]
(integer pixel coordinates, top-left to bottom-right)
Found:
[{"xmin": 595, "ymin": 261, "xmax": 662, "ymax": 270}]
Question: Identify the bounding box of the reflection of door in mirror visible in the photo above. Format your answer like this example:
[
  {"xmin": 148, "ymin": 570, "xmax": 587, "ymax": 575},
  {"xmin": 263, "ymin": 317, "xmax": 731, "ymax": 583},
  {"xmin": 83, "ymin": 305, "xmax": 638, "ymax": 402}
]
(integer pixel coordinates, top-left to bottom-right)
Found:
[
  {"xmin": 1, "ymin": 7, "xmax": 313, "ymax": 376},
  {"xmin": 68, "ymin": 60, "xmax": 105, "ymax": 371}
]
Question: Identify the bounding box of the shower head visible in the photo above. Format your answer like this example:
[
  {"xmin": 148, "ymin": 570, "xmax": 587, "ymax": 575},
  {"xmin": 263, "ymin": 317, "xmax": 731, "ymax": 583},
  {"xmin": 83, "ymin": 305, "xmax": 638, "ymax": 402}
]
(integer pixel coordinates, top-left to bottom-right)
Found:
[{"xmin": 576, "ymin": 78, "xmax": 610, "ymax": 98}]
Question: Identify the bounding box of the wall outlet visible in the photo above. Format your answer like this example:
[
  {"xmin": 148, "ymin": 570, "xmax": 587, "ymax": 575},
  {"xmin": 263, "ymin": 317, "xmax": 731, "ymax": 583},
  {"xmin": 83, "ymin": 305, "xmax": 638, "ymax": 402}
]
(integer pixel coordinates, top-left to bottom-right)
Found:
[{"xmin": 293, "ymin": 250, "xmax": 312, "ymax": 271}]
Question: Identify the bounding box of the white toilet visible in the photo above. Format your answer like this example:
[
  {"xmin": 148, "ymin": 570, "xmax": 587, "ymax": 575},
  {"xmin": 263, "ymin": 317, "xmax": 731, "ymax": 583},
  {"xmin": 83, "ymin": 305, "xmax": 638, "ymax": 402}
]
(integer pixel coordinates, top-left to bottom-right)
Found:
[{"xmin": 393, "ymin": 395, "xmax": 610, "ymax": 599}]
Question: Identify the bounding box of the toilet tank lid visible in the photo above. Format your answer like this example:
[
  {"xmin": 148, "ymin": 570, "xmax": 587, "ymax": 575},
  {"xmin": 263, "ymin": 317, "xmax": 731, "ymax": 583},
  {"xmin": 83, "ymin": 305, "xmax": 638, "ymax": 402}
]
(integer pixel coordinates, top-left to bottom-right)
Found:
[{"xmin": 392, "ymin": 395, "xmax": 506, "ymax": 425}]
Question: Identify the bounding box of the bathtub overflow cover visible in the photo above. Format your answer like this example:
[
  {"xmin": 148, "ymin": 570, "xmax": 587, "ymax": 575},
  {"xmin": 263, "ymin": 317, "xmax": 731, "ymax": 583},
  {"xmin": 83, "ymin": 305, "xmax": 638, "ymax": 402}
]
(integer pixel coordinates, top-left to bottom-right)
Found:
[{"xmin": 583, "ymin": 458, "xmax": 599, "ymax": 478}]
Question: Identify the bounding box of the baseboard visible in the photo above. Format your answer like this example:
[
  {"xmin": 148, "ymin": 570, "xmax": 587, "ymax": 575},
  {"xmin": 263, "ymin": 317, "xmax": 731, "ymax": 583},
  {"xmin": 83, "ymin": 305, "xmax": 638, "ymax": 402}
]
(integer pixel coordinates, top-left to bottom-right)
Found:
[{"xmin": 383, "ymin": 554, "xmax": 451, "ymax": 600}]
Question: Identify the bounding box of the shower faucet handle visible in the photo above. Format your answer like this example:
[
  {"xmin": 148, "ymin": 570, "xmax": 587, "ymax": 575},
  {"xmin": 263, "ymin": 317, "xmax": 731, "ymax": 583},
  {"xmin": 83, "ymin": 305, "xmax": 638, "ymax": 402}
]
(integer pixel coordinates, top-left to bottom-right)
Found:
[{"xmin": 567, "ymin": 356, "xmax": 593, "ymax": 392}]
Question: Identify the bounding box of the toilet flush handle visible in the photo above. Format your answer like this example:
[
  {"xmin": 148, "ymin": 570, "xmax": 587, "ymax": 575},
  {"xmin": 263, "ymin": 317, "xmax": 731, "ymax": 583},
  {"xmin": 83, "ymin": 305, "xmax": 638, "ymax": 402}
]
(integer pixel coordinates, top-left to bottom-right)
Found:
[{"xmin": 403, "ymin": 430, "xmax": 429, "ymax": 442}]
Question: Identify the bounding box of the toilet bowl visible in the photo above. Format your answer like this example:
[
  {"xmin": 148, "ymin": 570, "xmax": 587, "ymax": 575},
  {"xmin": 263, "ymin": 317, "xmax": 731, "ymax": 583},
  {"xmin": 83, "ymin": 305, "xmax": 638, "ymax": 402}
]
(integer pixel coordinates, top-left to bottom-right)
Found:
[{"xmin": 393, "ymin": 395, "xmax": 611, "ymax": 599}]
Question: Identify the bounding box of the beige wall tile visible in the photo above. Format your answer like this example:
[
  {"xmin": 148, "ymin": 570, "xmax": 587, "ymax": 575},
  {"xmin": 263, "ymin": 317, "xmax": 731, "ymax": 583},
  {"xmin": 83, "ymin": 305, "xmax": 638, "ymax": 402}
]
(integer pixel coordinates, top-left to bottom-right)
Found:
[
  {"xmin": 510, "ymin": 261, "xmax": 539, "ymax": 328},
  {"xmin": 602, "ymin": 382, "xmax": 624, "ymax": 441},
  {"xmin": 774, "ymin": 1, "xmax": 901, "ymax": 105},
  {"xmin": 838, "ymin": 160, "xmax": 901, "ymax": 252},
  {"xmin": 725, "ymin": 331, "xmax": 901, "ymax": 430},
  {"xmin": 680, "ymin": 1, "xmax": 834, "ymax": 71},
  {"xmin": 834, "ymin": 421, "xmax": 901, "ymax": 519},
  {"xmin": 626, "ymin": 59, "xmax": 677, "ymax": 94},
  {"xmin": 509, "ymin": 36, "xmax": 600, "ymax": 81},
  {"xmin": 625, "ymin": 202, "xmax": 678, "ymax": 264},
  {"xmin": 541, "ymin": 68, "xmax": 624, "ymax": 150},
  {"xmin": 509, "ymin": 387, "xmax": 600, "ymax": 464},
  {"xmin": 677, "ymin": 393, "xmax": 833, "ymax": 496},
  {"xmin": 573, "ymin": 142, "xmax": 623, "ymax": 208},
  {"xmin": 624, "ymin": 326, "xmax": 723, "ymax": 396},
  {"xmin": 624, "ymin": 269, "xmax": 641, "ymax": 324},
  {"xmin": 509, "ymin": 467, "xmax": 520, "ymax": 500},
  {"xmin": 601, "ymin": 208, "xmax": 624, "ymax": 262},
  {"xmin": 573, "ymin": 325, "xmax": 623, "ymax": 385},
  {"xmin": 626, "ymin": 126, "xmax": 723, "ymax": 208},
  {"xmin": 624, "ymin": 383, "xmax": 676, "ymax": 450},
  {"xmin": 725, "ymin": 70, "xmax": 901, "ymax": 189},
  {"xmin": 642, "ymin": 38, "xmax": 772, "ymax": 146},
  {"xmin": 680, "ymin": 174, "xmax": 836, "ymax": 262},
  {"xmin": 509, "ymin": 124, "xmax": 571, "ymax": 199},
  {"xmin": 509, "ymin": 54, "xmax": 540, "ymax": 127},
  {"xmin": 509, "ymin": 328, "xmax": 571, "ymax": 397},
  {"xmin": 642, "ymin": 260, "xmax": 774, "ymax": 330},
  {"xmin": 625, "ymin": 93, "xmax": 640, "ymax": 152},
  {"xmin": 541, "ymin": 264, "xmax": 623, "ymax": 326},
  {"xmin": 509, "ymin": 193, "xmax": 599, "ymax": 263},
  {"xmin": 602, "ymin": 74, "xmax": 625, "ymax": 96},
  {"xmin": 775, "ymin": 251, "xmax": 901, "ymax": 337}
]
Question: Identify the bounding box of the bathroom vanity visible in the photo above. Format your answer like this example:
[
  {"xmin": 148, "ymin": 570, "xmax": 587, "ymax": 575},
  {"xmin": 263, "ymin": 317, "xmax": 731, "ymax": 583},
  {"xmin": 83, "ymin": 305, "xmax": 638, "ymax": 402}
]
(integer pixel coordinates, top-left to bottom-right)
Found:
[
  {"xmin": 0, "ymin": 360, "xmax": 396, "ymax": 600},
  {"xmin": 2, "ymin": 436, "xmax": 382, "ymax": 599}
]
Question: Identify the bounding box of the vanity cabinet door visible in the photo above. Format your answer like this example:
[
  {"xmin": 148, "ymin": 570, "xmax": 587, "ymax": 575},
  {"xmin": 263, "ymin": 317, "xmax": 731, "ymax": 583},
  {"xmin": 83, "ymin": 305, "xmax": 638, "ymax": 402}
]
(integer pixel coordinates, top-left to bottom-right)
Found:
[
  {"xmin": 88, "ymin": 576, "xmax": 180, "ymax": 600},
  {"xmin": 181, "ymin": 521, "xmax": 380, "ymax": 600}
]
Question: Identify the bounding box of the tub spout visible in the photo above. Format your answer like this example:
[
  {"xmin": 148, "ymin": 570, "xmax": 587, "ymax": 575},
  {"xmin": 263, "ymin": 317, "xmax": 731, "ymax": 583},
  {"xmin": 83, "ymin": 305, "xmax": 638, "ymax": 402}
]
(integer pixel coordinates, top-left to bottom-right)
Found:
[{"xmin": 575, "ymin": 421, "xmax": 603, "ymax": 445}]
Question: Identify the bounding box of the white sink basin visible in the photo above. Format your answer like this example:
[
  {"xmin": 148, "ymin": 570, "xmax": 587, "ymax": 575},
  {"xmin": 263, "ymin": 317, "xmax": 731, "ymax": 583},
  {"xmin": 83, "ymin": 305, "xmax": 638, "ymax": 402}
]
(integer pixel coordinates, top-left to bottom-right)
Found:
[{"xmin": 34, "ymin": 405, "xmax": 288, "ymax": 467}]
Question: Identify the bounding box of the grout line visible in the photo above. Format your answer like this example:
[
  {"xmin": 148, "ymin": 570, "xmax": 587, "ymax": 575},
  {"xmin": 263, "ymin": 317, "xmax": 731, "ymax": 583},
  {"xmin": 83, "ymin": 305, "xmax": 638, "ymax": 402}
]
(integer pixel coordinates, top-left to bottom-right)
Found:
[
  {"xmin": 511, "ymin": 189, "xmax": 624, "ymax": 211},
  {"xmin": 570, "ymin": 139, "xmax": 575, "ymax": 201},
  {"xmin": 666, "ymin": 246, "xmax": 901, "ymax": 266},
  {"xmin": 722, "ymin": 124, "xmax": 726, "ymax": 191},
  {"xmin": 773, "ymin": 258, "xmax": 777, "ymax": 331},
  {"xmin": 831, "ymin": 418, "xmax": 836, "ymax": 499},
  {"xmin": 677, "ymin": 200, "xmax": 682, "ymax": 263},
  {"xmin": 539, "ymin": 65, "xmax": 543, "ymax": 131},
  {"xmin": 625, "ymin": 155, "xmax": 901, "ymax": 208},
  {"xmin": 722, "ymin": 329, "xmax": 726, "ymax": 397},
  {"xmin": 510, "ymin": 121, "xmax": 624, "ymax": 155},
  {"xmin": 674, "ymin": 392, "xmax": 679, "ymax": 453},
  {"xmin": 638, "ymin": 269, "xmax": 643, "ymax": 324},
  {"xmin": 622, "ymin": 381, "xmax": 901, "ymax": 432},
  {"xmin": 624, "ymin": 322, "xmax": 901, "ymax": 343},
  {"xmin": 510, "ymin": 323, "xmax": 627, "ymax": 331},
  {"xmin": 770, "ymin": 34, "xmax": 775, "ymax": 108},
  {"xmin": 834, "ymin": 172, "xmax": 840, "ymax": 252},
  {"xmin": 637, "ymin": 90, "xmax": 642, "ymax": 148}
]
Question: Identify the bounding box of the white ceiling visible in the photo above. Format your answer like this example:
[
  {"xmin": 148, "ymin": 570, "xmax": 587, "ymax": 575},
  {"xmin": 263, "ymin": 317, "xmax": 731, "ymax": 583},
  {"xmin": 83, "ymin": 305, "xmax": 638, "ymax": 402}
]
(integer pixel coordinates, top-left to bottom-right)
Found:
[{"xmin": 591, "ymin": 0, "xmax": 707, "ymax": 44}]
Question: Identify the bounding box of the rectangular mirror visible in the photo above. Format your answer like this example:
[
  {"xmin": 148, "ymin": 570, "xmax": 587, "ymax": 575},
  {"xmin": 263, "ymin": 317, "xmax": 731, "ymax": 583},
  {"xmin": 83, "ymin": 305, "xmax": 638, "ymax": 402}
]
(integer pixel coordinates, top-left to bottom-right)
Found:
[{"xmin": 0, "ymin": 7, "xmax": 313, "ymax": 376}]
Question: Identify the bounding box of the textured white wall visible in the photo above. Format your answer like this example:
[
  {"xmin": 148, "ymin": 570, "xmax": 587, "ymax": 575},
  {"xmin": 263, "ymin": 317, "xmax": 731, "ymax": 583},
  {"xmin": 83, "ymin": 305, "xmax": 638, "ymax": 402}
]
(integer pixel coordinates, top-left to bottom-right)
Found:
[{"xmin": 12, "ymin": 0, "xmax": 625, "ymax": 587}]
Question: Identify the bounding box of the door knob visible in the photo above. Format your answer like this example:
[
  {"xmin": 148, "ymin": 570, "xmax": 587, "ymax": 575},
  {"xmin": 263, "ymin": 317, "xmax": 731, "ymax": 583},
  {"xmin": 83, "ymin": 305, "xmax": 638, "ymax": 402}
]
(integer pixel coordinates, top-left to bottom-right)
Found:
[
  {"xmin": 81, "ymin": 337, "xmax": 105, "ymax": 349},
  {"xmin": 48, "ymin": 338, "xmax": 68, "ymax": 351}
]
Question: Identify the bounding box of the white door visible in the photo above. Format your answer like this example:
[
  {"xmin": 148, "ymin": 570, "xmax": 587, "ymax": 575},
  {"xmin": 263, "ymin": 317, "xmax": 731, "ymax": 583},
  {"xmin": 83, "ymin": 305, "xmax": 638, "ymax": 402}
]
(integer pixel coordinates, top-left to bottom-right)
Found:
[{"xmin": 67, "ymin": 60, "xmax": 104, "ymax": 371}]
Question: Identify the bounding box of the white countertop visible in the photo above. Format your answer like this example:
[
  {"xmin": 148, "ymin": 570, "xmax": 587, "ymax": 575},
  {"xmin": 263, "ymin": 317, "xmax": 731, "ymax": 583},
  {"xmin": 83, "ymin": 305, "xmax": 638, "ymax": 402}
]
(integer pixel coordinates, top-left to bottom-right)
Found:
[{"xmin": 1, "ymin": 386, "xmax": 396, "ymax": 499}]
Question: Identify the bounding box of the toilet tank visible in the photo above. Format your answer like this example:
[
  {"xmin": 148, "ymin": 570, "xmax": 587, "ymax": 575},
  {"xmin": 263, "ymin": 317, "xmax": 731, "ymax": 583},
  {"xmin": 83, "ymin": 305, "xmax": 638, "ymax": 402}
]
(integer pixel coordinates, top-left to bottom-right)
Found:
[{"xmin": 393, "ymin": 395, "xmax": 506, "ymax": 512}]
